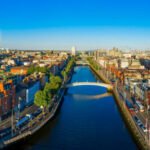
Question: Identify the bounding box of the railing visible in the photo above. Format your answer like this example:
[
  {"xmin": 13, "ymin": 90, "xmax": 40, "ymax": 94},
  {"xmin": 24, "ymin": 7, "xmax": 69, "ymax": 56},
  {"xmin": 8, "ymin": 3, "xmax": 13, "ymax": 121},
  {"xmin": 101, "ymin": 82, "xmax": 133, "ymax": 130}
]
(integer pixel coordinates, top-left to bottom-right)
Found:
[
  {"xmin": 4, "ymin": 131, "xmax": 31, "ymax": 145},
  {"xmin": 65, "ymin": 82, "xmax": 112, "ymax": 90}
]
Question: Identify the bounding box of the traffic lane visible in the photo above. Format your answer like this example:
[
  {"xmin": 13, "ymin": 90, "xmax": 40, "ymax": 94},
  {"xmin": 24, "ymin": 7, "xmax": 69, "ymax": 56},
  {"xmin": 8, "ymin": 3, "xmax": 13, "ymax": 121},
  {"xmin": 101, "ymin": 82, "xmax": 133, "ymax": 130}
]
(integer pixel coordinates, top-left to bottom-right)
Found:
[
  {"xmin": 136, "ymin": 112, "xmax": 147, "ymax": 125},
  {"xmin": 1, "ymin": 109, "xmax": 44, "ymax": 140},
  {"xmin": 0, "ymin": 105, "xmax": 39, "ymax": 130},
  {"xmin": 135, "ymin": 121, "xmax": 147, "ymax": 140},
  {"xmin": 117, "ymin": 81, "xmax": 148, "ymax": 125},
  {"xmin": 0, "ymin": 105, "xmax": 35, "ymax": 128},
  {"xmin": 0, "ymin": 119, "xmax": 11, "ymax": 129},
  {"xmin": 116, "ymin": 82, "xmax": 148, "ymax": 139},
  {"xmin": 0, "ymin": 104, "xmax": 37, "ymax": 125}
]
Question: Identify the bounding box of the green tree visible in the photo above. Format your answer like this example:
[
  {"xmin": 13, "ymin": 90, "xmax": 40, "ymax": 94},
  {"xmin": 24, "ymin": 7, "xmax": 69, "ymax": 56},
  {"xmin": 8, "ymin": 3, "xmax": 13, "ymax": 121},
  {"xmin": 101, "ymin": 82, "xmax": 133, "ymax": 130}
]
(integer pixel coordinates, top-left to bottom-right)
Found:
[
  {"xmin": 53, "ymin": 76, "xmax": 62, "ymax": 86},
  {"xmin": 27, "ymin": 65, "xmax": 35, "ymax": 74},
  {"xmin": 44, "ymin": 83, "xmax": 51, "ymax": 93},
  {"xmin": 61, "ymin": 70, "xmax": 67, "ymax": 81},
  {"xmin": 50, "ymin": 75, "xmax": 62, "ymax": 86},
  {"xmin": 34, "ymin": 90, "xmax": 51, "ymax": 108},
  {"xmin": 28, "ymin": 65, "xmax": 49, "ymax": 75},
  {"xmin": 48, "ymin": 82, "xmax": 59, "ymax": 95}
]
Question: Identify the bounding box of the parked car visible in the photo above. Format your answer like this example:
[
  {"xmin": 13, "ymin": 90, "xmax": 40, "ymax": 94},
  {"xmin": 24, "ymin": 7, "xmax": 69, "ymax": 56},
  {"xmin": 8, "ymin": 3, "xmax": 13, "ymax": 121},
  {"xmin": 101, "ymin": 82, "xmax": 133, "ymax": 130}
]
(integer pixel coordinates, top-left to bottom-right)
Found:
[
  {"xmin": 139, "ymin": 124, "xmax": 148, "ymax": 133},
  {"xmin": 133, "ymin": 116, "xmax": 142, "ymax": 126}
]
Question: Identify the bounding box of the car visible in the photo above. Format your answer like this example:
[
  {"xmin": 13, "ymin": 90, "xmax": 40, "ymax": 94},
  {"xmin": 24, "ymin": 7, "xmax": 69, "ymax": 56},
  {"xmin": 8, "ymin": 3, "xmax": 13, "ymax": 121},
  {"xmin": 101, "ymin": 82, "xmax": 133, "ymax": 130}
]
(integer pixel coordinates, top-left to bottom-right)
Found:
[
  {"xmin": 111, "ymin": 79, "xmax": 116, "ymax": 83},
  {"xmin": 139, "ymin": 124, "xmax": 148, "ymax": 133},
  {"xmin": 133, "ymin": 116, "xmax": 142, "ymax": 125},
  {"xmin": 33, "ymin": 108, "xmax": 42, "ymax": 117}
]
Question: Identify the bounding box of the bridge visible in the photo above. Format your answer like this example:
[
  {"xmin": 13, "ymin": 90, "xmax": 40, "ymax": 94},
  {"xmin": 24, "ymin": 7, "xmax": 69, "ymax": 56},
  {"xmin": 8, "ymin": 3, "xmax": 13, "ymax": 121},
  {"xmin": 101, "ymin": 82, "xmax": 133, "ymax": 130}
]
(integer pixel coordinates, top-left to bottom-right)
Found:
[
  {"xmin": 76, "ymin": 60, "xmax": 89, "ymax": 65},
  {"xmin": 64, "ymin": 82, "xmax": 113, "ymax": 91}
]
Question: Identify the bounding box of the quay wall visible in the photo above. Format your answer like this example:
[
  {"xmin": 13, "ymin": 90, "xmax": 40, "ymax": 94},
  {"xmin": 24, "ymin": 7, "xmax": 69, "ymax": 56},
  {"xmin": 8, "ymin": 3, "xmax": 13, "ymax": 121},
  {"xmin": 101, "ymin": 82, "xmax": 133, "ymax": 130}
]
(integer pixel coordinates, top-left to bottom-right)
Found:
[
  {"xmin": 2, "ymin": 72, "xmax": 73, "ymax": 149},
  {"xmin": 89, "ymin": 64, "xmax": 149, "ymax": 150}
]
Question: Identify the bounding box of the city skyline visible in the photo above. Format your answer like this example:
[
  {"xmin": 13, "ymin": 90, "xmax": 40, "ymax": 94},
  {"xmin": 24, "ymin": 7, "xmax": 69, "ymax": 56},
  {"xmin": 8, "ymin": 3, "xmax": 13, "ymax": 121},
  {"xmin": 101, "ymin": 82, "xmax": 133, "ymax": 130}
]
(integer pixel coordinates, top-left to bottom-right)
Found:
[{"xmin": 1, "ymin": 0, "xmax": 150, "ymax": 50}]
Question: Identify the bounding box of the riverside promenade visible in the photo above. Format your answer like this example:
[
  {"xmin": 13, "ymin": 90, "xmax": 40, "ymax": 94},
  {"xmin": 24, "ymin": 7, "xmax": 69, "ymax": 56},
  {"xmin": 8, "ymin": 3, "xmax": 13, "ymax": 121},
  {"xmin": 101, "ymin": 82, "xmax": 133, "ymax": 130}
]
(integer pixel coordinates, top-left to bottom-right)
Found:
[
  {"xmin": 0, "ymin": 75, "xmax": 72, "ymax": 149},
  {"xmin": 89, "ymin": 64, "xmax": 149, "ymax": 150}
]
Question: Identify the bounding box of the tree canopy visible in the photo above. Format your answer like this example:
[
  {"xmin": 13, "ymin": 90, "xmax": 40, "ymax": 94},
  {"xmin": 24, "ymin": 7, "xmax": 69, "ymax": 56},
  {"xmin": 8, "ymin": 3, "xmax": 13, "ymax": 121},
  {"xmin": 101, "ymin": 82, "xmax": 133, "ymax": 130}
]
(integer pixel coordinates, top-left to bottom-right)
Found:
[
  {"xmin": 87, "ymin": 57, "xmax": 100, "ymax": 70},
  {"xmin": 61, "ymin": 58, "xmax": 75, "ymax": 80},
  {"xmin": 28, "ymin": 65, "xmax": 49, "ymax": 75},
  {"xmin": 34, "ymin": 90, "xmax": 51, "ymax": 108},
  {"xmin": 34, "ymin": 57, "xmax": 74, "ymax": 109}
]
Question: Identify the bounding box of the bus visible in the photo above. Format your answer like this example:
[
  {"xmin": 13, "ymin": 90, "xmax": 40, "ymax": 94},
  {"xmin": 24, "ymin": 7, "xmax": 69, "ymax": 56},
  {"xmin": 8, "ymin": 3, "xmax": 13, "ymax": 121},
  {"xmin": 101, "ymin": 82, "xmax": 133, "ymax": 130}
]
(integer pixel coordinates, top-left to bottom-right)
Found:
[
  {"xmin": 136, "ymin": 101, "xmax": 144, "ymax": 112},
  {"xmin": 16, "ymin": 114, "xmax": 33, "ymax": 129},
  {"xmin": 16, "ymin": 116, "xmax": 30, "ymax": 129}
]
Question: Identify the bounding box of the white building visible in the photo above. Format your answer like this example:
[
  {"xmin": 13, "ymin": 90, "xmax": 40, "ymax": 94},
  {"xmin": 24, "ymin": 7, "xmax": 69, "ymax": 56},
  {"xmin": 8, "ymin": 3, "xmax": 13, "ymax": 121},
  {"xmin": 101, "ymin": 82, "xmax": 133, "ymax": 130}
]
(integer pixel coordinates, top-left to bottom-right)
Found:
[
  {"xmin": 23, "ymin": 61, "xmax": 31, "ymax": 66},
  {"xmin": 120, "ymin": 59, "xmax": 129, "ymax": 69},
  {"xmin": 26, "ymin": 81, "xmax": 40, "ymax": 105},
  {"xmin": 71, "ymin": 46, "xmax": 76, "ymax": 56}
]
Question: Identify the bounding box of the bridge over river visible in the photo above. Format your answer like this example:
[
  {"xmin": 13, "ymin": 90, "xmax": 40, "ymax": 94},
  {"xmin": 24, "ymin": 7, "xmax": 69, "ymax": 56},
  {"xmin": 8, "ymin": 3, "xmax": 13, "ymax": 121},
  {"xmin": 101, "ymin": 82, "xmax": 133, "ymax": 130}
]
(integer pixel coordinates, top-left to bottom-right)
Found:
[
  {"xmin": 7, "ymin": 66, "xmax": 137, "ymax": 150},
  {"xmin": 75, "ymin": 60, "xmax": 89, "ymax": 65},
  {"xmin": 64, "ymin": 82, "xmax": 113, "ymax": 91}
]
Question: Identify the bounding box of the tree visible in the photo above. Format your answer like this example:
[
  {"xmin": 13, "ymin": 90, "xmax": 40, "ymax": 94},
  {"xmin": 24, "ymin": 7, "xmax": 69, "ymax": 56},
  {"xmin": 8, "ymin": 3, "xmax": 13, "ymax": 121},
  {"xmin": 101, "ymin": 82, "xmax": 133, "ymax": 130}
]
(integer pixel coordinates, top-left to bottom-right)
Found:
[
  {"xmin": 48, "ymin": 82, "xmax": 59, "ymax": 95},
  {"xmin": 87, "ymin": 57, "xmax": 100, "ymax": 70},
  {"xmin": 34, "ymin": 90, "xmax": 44, "ymax": 107},
  {"xmin": 61, "ymin": 57, "xmax": 75, "ymax": 81},
  {"xmin": 61, "ymin": 70, "xmax": 67, "ymax": 81},
  {"xmin": 50, "ymin": 75, "xmax": 62, "ymax": 87},
  {"xmin": 53, "ymin": 76, "xmax": 62, "ymax": 86},
  {"xmin": 28, "ymin": 65, "xmax": 49, "ymax": 75},
  {"xmin": 27, "ymin": 65, "xmax": 35, "ymax": 74},
  {"xmin": 44, "ymin": 83, "xmax": 51, "ymax": 93},
  {"xmin": 34, "ymin": 90, "xmax": 51, "ymax": 108}
]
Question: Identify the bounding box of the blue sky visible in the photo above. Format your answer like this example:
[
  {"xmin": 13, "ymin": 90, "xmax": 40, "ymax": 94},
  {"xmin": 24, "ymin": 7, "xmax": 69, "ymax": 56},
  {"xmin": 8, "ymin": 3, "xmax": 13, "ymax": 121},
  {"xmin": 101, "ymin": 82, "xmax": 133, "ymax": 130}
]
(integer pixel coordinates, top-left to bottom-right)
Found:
[{"xmin": 1, "ymin": 0, "xmax": 150, "ymax": 50}]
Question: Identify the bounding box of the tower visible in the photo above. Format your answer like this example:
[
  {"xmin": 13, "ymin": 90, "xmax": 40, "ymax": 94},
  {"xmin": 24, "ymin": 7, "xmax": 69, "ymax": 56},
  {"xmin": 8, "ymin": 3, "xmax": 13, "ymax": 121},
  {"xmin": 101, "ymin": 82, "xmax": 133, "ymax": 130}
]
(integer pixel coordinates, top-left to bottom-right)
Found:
[{"xmin": 71, "ymin": 46, "xmax": 76, "ymax": 56}]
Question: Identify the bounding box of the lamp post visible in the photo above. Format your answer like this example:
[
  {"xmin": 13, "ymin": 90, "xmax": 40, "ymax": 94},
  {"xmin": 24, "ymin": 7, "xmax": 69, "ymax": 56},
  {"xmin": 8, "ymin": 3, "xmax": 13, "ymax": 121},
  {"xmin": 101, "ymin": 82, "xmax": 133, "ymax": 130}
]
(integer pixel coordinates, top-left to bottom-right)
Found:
[
  {"xmin": 11, "ymin": 107, "xmax": 14, "ymax": 137},
  {"xmin": 145, "ymin": 87, "xmax": 150, "ymax": 148},
  {"xmin": 123, "ymin": 91, "xmax": 126, "ymax": 108},
  {"xmin": 11, "ymin": 94, "xmax": 14, "ymax": 137}
]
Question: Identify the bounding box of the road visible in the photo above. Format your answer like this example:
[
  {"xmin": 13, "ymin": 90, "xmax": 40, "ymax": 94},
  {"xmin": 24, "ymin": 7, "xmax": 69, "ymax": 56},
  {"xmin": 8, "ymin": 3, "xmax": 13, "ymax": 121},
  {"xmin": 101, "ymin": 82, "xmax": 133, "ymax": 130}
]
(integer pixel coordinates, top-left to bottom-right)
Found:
[
  {"xmin": 94, "ymin": 60, "xmax": 150, "ymax": 145},
  {"xmin": 0, "ymin": 104, "xmax": 38, "ymax": 131}
]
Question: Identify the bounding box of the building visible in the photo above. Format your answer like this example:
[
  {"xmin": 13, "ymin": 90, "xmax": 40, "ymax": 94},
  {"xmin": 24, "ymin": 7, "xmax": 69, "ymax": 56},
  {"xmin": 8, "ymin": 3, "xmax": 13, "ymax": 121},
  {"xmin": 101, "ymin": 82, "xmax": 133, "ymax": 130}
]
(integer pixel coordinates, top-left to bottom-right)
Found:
[
  {"xmin": 0, "ymin": 80, "xmax": 16, "ymax": 119},
  {"xmin": 128, "ymin": 59, "xmax": 145, "ymax": 70},
  {"xmin": 26, "ymin": 81, "xmax": 40, "ymax": 105},
  {"xmin": 107, "ymin": 48, "xmax": 123, "ymax": 57},
  {"xmin": 10, "ymin": 66, "xmax": 28, "ymax": 75},
  {"xmin": 120, "ymin": 59, "xmax": 129, "ymax": 69},
  {"xmin": 71, "ymin": 46, "xmax": 76, "ymax": 56},
  {"xmin": 16, "ymin": 72, "xmax": 48, "ymax": 108}
]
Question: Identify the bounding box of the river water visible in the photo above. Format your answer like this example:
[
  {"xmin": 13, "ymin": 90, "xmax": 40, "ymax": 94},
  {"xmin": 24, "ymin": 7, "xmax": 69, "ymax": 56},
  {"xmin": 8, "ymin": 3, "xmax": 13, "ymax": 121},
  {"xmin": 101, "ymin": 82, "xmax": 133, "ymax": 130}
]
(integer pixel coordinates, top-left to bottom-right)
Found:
[{"xmin": 10, "ymin": 66, "xmax": 137, "ymax": 150}]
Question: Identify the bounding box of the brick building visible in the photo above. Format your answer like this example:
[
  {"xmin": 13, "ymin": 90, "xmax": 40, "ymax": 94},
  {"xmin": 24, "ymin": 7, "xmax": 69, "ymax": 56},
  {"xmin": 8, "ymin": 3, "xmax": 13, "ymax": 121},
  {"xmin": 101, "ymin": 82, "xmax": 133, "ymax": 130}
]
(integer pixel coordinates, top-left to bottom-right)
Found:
[
  {"xmin": 0, "ymin": 80, "xmax": 16, "ymax": 118},
  {"xmin": 10, "ymin": 66, "xmax": 28, "ymax": 75}
]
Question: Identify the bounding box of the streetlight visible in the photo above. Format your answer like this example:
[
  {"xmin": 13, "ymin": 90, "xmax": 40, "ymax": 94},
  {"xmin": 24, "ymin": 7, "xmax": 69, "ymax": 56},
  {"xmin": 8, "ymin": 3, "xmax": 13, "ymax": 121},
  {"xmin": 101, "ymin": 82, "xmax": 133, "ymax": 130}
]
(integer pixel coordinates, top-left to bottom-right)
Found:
[
  {"xmin": 10, "ymin": 93, "xmax": 15, "ymax": 137},
  {"xmin": 123, "ymin": 91, "xmax": 126, "ymax": 108},
  {"xmin": 40, "ymin": 105, "xmax": 44, "ymax": 117},
  {"xmin": 17, "ymin": 97, "xmax": 22, "ymax": 120},
  {"xmin": 145, "ymin": 87, "xmax": 150, "ymax": 147}
]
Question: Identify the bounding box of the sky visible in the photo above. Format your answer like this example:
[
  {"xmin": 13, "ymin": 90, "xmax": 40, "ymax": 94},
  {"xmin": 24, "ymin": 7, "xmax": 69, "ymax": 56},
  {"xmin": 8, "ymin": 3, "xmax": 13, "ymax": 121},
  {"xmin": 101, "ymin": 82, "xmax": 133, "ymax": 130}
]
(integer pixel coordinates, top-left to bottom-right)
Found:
[{"xmin": 0, "ymin": 0, "xmax": 150, "ymax": 50}]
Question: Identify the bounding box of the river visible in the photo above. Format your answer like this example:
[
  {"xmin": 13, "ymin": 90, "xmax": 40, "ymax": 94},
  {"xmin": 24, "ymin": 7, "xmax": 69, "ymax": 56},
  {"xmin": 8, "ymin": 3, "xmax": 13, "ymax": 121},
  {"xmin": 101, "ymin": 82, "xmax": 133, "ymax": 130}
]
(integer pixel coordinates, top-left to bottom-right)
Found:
[{"xmin": 9, "ymin": 66, "xmax": 137, "ymax": 150}]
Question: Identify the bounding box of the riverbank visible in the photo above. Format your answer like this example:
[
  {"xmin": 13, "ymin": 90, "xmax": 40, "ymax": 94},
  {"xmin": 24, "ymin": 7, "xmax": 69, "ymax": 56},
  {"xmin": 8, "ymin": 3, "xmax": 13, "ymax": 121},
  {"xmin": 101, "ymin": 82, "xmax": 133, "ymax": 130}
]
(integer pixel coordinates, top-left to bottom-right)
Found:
[
  {"xmin": 3, "ymin": 65, "xmax": 139, "ymax": 150},
  {"xmin": 89, "ymin": 64, "xmax": 149, "ymax": 150},
  {"xmin": 1, "ymin": 73, "xmax": 74, "ymax": 149},
  {"xmin": 0, "ymin": 58, "xmax": 75, "ymax": 149},
  {"xmin": 1, "ymin": 88, "xmax": 65, "ymax": 149}
]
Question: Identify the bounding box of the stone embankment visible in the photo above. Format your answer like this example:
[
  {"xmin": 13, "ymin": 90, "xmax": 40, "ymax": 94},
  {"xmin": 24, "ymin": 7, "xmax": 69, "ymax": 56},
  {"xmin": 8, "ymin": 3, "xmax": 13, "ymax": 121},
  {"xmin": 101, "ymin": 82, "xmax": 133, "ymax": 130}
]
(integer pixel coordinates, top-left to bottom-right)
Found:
[{"xmin": 89, "ymin": 64, "xmax": 149, "ymax": 150}]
